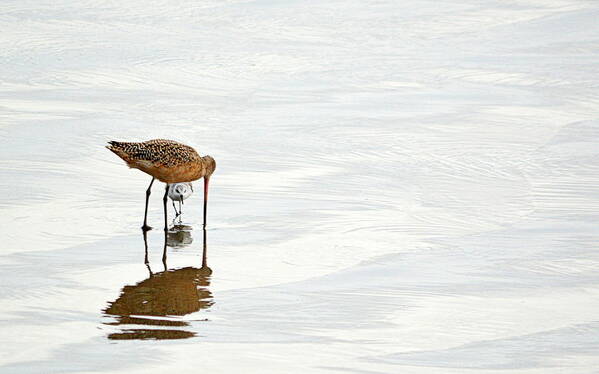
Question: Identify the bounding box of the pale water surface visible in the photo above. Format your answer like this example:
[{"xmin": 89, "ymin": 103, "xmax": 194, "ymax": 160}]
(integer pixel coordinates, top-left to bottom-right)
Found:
[{"xmin": 1, "ymin": 0, "xmax": 599, "ymax": 373}]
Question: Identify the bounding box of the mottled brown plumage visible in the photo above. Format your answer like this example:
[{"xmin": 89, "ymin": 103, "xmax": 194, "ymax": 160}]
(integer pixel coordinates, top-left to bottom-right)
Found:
[
  {"xmin": 106, "ymin": 139, "xmax": 215, "ymax": 184},
  {"xmin": 106, "ymin": 139, "xmax": 216, "ymax": 231}
]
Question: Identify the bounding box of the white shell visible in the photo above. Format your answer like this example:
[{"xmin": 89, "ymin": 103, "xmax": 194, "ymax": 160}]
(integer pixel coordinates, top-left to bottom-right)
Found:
[{"xmin": 168, "ymin": 182, "xmax": 193, "ymax": 202}]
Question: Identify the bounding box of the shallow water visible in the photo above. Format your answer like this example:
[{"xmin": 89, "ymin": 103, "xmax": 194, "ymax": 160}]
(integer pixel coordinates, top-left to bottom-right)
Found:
[{"xmin": 1, "ymin": 0, "xmax": 599, "ymax": 372}]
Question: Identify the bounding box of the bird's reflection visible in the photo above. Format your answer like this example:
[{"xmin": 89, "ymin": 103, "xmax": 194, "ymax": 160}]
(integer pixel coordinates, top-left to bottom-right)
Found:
[
  {"xmin": 103, "ymin": 227, "xmax": 212, "ymax": 340},
  {"xmin": 167, "ymin": 224, "xmax": 193, "ymax": 248}
]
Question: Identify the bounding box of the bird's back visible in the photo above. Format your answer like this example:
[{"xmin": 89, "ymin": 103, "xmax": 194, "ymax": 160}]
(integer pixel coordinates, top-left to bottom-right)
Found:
[
  {"xmin": 107, "ymin": 139, "xmax": 208, "ymax": 183},
  {"xmin": 107, "ymin": 139, "xmax": 201, "ymax": 167}
]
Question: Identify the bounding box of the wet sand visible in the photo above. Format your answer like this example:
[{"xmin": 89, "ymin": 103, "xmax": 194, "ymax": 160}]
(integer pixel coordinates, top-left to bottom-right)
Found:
[{"xmin": 1, "ymin": 1, "xmax": 599, "ymax": 373}]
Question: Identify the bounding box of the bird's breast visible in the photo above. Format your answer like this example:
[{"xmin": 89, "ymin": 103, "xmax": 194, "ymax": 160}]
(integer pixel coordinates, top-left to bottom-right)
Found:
[
  {"xmin": 159, "ymin": 163, "xmax": 206, "ymax": 183},
  {"xmin": 129, "ymin": 159, "xmax": 206, "ymax": 183}
]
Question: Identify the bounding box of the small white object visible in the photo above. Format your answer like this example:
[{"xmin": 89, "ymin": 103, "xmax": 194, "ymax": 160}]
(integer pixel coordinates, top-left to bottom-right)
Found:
[
  {"xmin": 168, "ymin": 183, "xmax": 193, "ymax": 220},
  {"xmin": 168, "ymin": 183, "xmax": 193, "ymax": 202}
]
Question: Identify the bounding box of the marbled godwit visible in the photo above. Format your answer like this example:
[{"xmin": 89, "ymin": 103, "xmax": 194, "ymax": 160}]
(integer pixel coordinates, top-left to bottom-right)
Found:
[{"xmin": 106, "ymin": 139, "xmax": 215, "ymax": 232}]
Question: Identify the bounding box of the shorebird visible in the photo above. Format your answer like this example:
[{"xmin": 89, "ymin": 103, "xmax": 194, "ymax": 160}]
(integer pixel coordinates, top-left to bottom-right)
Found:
[
  {"xmin": 168, "ymin": 182, "xmax": 193, "ymax": 219},
  {"xmin": 106, "ymin": 139, "xmax": 215, "ymax": 232}
]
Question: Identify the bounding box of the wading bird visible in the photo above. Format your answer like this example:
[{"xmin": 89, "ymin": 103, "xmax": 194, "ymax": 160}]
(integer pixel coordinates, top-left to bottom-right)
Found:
[
  {"xmin": 168, "ymin": 182, "xmax": 193, "ymax": 219},
  {"xmin": 106, "ymin": 139, "xmax": 215, "ymax": 232}
]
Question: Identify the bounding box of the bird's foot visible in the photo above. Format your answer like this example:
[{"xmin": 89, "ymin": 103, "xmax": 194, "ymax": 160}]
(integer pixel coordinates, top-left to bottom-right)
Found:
[{"xmin": 141, "ymin": 224, "xmax": 153, "ymax": 232}]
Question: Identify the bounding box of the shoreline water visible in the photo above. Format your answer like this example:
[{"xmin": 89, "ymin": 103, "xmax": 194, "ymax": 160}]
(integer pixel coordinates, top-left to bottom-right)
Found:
[{"xmin": 1, "ymin": 0, "xmax": 599, "ymax": 372}]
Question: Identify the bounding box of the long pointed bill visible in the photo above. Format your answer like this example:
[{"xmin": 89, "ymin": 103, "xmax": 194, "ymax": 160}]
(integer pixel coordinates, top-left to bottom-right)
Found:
[
  {"xmin": 203, "ymin": 176, "xmax": 210, "ymax": 228},
  {"xmin": 202, "ymin": 226, "xmax": 208, "ymax": 268}
]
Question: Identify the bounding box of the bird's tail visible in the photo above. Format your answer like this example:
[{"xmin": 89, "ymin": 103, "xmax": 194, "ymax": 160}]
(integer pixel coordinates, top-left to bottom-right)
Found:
[{"xmin": 106, "ymin": 141, "xmax": 133, "ymax": 163}]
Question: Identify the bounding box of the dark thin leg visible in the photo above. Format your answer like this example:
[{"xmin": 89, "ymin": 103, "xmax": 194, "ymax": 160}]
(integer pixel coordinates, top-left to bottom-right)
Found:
[
  {"xmin": 178, "ymin": 200, "xmax": 183, "ymax": 223},
  {"xmin": 203, "ymin": 176, "xmax": 210, "ymax": 228},
  {"xmin": 163, "ymin": 184, "xmax": 169, "ymax": 231},
  {"xmin": 142, "ymin": 177, "xmax": 155, "ymax": 231},
  {"xmin": 162, "ymin": 184, "xmax": 168, "ymax": 264},
  {"xmin": 172, "ymin": 200, "xmax": 179, "ymax": 217}
]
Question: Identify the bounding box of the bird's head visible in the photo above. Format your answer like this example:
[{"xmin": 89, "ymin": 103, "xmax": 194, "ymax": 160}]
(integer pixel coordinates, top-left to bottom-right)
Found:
[
  {"xmin": 175, "ymin": 184, "xmax": 188, "ymax": 195},
  {"xmin": 203, "ymin": 155, "xmax": 216, "ymax": 177}
]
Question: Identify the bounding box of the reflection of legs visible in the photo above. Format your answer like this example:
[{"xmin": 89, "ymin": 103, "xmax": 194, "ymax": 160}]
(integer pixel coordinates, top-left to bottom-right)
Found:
[
  {"xmin": 200, "ymin": 227, "xmax": 211, "ymax": 274},
  {"xmin": 142, "ymin": 177, "xmax": 155, "ymax": 231},
  {"xmin": 162, "ymin": 240, "xmax": 167, "ymax": 271},
  {"xmin": 143, "ymin": 230, "xmax": 149, "ymax": 265},
  {"xmin": 142, "ymin": 230, "xmax": 153, "ymax": 276}
]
